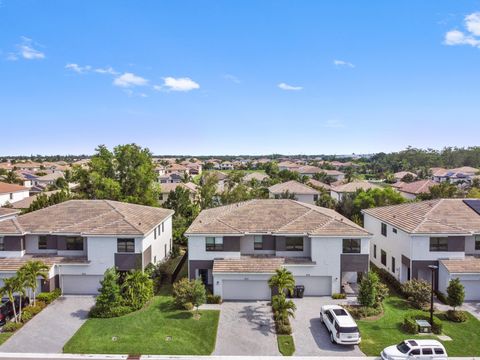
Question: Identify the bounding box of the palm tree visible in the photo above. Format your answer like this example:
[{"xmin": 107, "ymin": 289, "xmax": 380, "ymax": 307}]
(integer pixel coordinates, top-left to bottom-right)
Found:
[
  {"xmin": 14, "ymin": 270, "xmax": 28, "ymax": 322},
  {"xmin": 1, "ymin": 276, "xmax": 23, "ymax": 323},
  {"xmin": 268, "ymin": 268, "xmax": 295, "ymax": 296},
  {"xmin": 272, "ymin": 294, "xmax": 297, "ymax": 324},
  {"xmin": 5, "ymin": 170, "xmax": 21, "ymax": 185},
  {"xmin": 20, "ymin": 261, "xmax": 49, "ymax": 306}
]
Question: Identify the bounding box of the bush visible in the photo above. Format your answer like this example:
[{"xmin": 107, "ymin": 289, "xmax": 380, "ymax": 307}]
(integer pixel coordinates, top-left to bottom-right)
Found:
[
  {"xmin": 89, "ymin": 305, "xmax": 132, "ymax": 318},
  {"xmin": 346, "ymin": 305, "xmax": 382, "ymax": 319},
  {"xmin": 332, "ymin": 293, "xmax": 346, "ymax": 299},
  {"xmin": 276, "ymin": 322, "xmax": 292, "ymax": 335},
  {"xmin": 358, "ymin": 272, "xmax": 379, "ymax": 307},
  {"xmin": 447, "ymin": 278, "xmax": 465, "ymax": 311},
  {"xmin": 21, "ymin": 311, "xmax": 33, "ymax": 322},
  {"xmin": 402, "ymin": 279, "xmax": 431, "ymax": 309},
  {"xmin": 371, "ymin": 262, "xmax": 404, "ymax": 295},
  {"xmin": 446, "ymin": 310, "xmax": 468, "ymax": 323},
  {"xmin": 36, "ymin": 288, "xmax": 61, "ymax": 304},
  {"xmin": 206, "ymin": 294, "xmax": 222, "ymax": 304},
  {"xmin": 435, "ymin": 291, "xmax": 449, "ymax": 305},
  {"xmin": 183, "ymin": 302, "xmax": 194, "ymax": 311},
  {"xmin": 2, "ymin": 322, "xmax": 23, "ymax": 332},
  {"xmin": 403, "ymin": 311, "xmax": 443, "ymax": 334},
  {"xmin": 24, "ymin": 303, "xmax": 44, "ymax": 317},
  {"xmin": 172, "ymin": 278, "xmax": 206, "ymax": 310}
]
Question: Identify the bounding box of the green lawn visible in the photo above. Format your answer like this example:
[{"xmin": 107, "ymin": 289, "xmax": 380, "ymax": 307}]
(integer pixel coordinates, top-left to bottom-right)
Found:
[
  {"xmin": 357, "ymin": 295, "xmax": 480, "ymax": 356},
  {"xmin": 63, "ymin": 295, "xmax": 220, "ymax": 355},
  {"xmin": 277, "ymin": 335, "xmax": 295, "ymax": 356},
  {"xmin": 0, "ymin": 333, "xmax": 12, "ymax": 345}
]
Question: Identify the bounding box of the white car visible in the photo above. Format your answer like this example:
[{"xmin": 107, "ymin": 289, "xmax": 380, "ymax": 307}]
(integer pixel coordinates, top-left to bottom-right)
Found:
[
  {"xmin": 320, "ymin": 304, "xmax": 361, "ymax": 345},
  {"xmin": 381, "ymin": 340, "xmax": 447, "ymax": 360}
]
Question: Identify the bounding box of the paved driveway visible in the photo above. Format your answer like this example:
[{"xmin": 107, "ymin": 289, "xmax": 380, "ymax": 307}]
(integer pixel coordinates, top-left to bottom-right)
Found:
[
  {"xmin": 0, "ymin": 296, "xmax": 95, "ymax": 353},
  {"xmin": 291, "ymin": 297, "xmax": 365, "ymax": 356},
  {"xmin": 214, "ymin": 301, "xmax": 279, "ymax": 355}
]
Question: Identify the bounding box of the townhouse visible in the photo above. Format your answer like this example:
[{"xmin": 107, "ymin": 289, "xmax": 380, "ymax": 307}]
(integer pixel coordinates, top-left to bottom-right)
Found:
[
  {"xmin": 431, "ymin": 166, "xmax": 478, "ymax": 184},
  {"xmin": 363, "ymin": 199, "xmax": 480, "ymax": 300},
  {"xmin": 330, "ymin": 180, "xmax": 381, "ymax": 201},
  {"xmin": 159, "ymin": 182, "xmax": 198, "ymax": 204},
  {"xmin": 392, "ymin": 179, "xmax": 438, "ymax": 200},
  {"xmin": 186, "ymin": 199, "xmax": 371, "ymax": 300},
  {"xmin": 0, "ymin": 200, "xmax": 173, "ymax": 294},
  {"xmin": 0, "ymin": 182, "xmax": 30, "ymax": 206},
  {"xmin": 268, "ymin": 180, "xmax": 320, "ymax": 205}
]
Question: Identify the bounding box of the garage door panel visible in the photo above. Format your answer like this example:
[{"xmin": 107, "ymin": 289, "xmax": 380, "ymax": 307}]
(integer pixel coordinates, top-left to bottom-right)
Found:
[
  {"xmin": 222, "ymin": 280, "xmax": 271, "ymax": 300},
  {"xmin": 62, "ymin": 275, "xmax": 103, "ymax": 295},
  {"xmin": 463, "ymin": 280, "xmax": 480, "ymax": 301},
  {"xmin": 295, "ymin": 276, "xmax": 331, "ymax": 296}
]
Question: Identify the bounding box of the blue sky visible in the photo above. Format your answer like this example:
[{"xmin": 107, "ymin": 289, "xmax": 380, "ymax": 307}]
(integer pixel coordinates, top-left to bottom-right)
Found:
[{"xmin": 1, "ymin": 0, "xmax": 480, "ymax": 156}]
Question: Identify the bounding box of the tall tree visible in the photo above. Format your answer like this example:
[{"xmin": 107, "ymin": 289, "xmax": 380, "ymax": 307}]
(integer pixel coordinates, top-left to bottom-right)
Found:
[
  {"xmin": 198, "ymin": 172, "xmax": 219, "ymax": 209},
  {"xmin": 20, "ymin": 260, "xmax": 49, "ymax": 306}
]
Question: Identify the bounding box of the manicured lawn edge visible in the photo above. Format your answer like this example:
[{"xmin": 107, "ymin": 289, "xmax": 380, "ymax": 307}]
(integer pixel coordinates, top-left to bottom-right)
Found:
[
  {"xmin": 0, "ymin": 333, "xmax": 12, "ymax": 346},
  {"xmin": 277, "ymin": 335, "xmax": 295, "ymax": 356}
]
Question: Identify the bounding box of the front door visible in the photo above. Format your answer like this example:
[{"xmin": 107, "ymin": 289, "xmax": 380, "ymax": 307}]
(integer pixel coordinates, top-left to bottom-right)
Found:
[{"xmin": 198, "ymin": 269, "xmax": 209, "ymax": 286}]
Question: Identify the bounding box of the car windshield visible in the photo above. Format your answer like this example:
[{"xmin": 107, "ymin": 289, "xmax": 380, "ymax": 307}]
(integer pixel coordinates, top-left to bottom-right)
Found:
[
  {"xmin": 339, "ymin": 326, "xmax": 358, "ymax": 333},
  {"xmin": 397, "ymin": 342, "xmax": 411, "ymax": 354},
  {"xmin": 333, "ymin": 309, "xmax": 348, "ymax": 316}
]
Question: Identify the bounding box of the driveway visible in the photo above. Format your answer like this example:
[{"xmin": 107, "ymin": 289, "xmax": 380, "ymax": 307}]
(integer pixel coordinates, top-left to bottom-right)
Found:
[
  {"xmin": 0, "ymin": 296, "xmax": 95, "ymax": 353},
  {"xmin": 214, "ymin": 301, "xmax": 279, "ymax": 355},
  {"xmin": 291, "ymin": 297, "xmax": 365, "ymax": 356}
]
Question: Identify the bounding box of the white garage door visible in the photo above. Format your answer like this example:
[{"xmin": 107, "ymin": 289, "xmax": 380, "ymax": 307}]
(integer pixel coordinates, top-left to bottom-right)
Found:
[
  {"xmin": 295, "ymin": 276, "xmax": 332, "ymax": 296},
  {"xmin": 463, "ymin": 280, "xmax": 480, "ymax": 301},
  {"xmin": 222, "ymin": 280, "xmax": 271, "ymax": 300},
  {"xmin": 61, "ymin": 275, "xmax": 103, "ymax": 295}
]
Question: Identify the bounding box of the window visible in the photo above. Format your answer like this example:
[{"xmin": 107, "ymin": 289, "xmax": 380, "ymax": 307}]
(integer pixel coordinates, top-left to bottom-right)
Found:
[
  {"xmin": 9, "ymin": 193, "xmax": 13, "ymax": 200},
  {"xmin": 117, "ymin": 238, "xmax": 135, "ymax": 253},
  {"xmin": 343, "ymin": 239, "xmax": 361, "ymax": 253},
  {"xmin": 313, "ymin": 194, "xmax": 318, "ymax": 202},
  {"xmin": 254, "ymin": 235, "xmax": 263, "ymax": 250},
  {"xmin": 154, "ymin": 228, "xmax": 157, "ymax": 240},
  {"xmin": 409, "ymin": 349, "xmax": 420, "ymax": 356},
  {"xmin": 392, "ymin": 256, "xmax": 396, "ymax": 273},
  {"xmin": 393, "ymin": 228, "xmax": 397, "ymax": 234},
  {"xmin": 430, "ymin": 237, "xmax": 448, "ymax": 252},
  {"xmin": 475, "ymin": 235, "xmax": 480, "ymax": 251},
  {"xmin": 66, "ymin": 236, "xmax": 83, "ymax": 250},
  {"xmin": 422, "ymin": 348, "xmax": 433, "ymax": 355},
  {"xmin": 38, "ymin": 236, "xmax": 48, "ymax": 250},
  {"xmin": 381, "ymin": 223, "xmax": 387, "ymax": 236},
  {"xmin": 374, "ymin": 244, "xmax": 377, "ymax": 259},
  {"xmin": 206, "ymin": 237, "xmax": 223, "ymax": 251},
  {"xmin": 274, "ymin": 194, "xmax": 280, "ymax": 199},
  {"xmin": 162, "ymin": 222, "xmax": 164, "ymax": 232},
  {"xmin": 434, "ymin": 348, "xmax": 445, "ymax": 355},
  {"xmin": 0, "ymin": 237, "xmax": 4, "ymax": 251},
  {"xmin": 286, "ymin": 237, "xmax": 303, "ymax": 251},
  {"xmin": 381, "ymin": 250, "xmax": 387, "ymax": 266}
]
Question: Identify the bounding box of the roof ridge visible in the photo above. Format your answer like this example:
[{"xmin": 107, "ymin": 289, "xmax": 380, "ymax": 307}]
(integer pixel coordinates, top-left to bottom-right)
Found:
[
  {"xmin": 104, "ymin": 200, "xmax": 145, "ymax": 233},
  {"xmin": 411, "ymin": 199, "xmax": 444, "ymax": 233},
  {"xmin": 276, "ymin": 208, "xmax": 316, "ymax": 232},
  {"xmin": 216, "ymin": 218, "xmax": 242, "ymax": 233}
]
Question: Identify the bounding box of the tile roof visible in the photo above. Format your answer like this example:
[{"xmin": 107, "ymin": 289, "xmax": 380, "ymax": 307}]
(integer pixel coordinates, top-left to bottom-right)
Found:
[
  {"xmin": 433, "ymin": 166, "xmax": 478, "ymax": 177},
  {"xmin": 10, "ymin": 190, "xmax": 60, "ymax": 209},
  {"xmin": 0, "ymin": 208, "xmax": 20, "ymax": 218},
  {"xmin": 0, "ymin": 182, "xmax": 29, "ymax": 194},
  {"xmin": 160, "ymin": 182, "xmax": 198, "ymax": 194},
  {"xmin": 397, "ymin": 180, "xmax": 438, "ymax": 195},
  {"xmin": 394, "ymin": 171, "xmax": 417, "ymax": 180},
  {"xmin": 363, "ymin": 199, "xmax": 480, "ymax": 235},
  {"xmin": 213, "ymin": 256, "xmax": 316, "ymax": 273},
  {"xmin": 0, "ymin": 255, "xmax": 88, "ymax": 272},
  {"xmin": 441, "ymin": 257, "xmax": 480, "ymax": 274},
  {"xmin": 331, "ymin": 180, "xmax": 381, "ymax": 193},
  {"xmin": 0, "ymin": 200, "xmax": 174, "ymax": 236},
  {"xmin": 268, "ymin": 180, "xmax": 319, "ymax": 195},
  {"xmin": 243, "ymin": 172, "xmax": 270, "ymax": 182},
  {"xmin": 186, "ymin": 199, "xmax": 369, "ymax": 237},
  {"xmin": 307, "ymin": 178, "xmax": 332, "ymax": 191}
]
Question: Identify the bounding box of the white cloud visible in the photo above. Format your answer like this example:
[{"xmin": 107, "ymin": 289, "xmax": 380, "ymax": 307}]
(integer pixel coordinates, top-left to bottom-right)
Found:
[
  {"xmin": 444, "ymin": 12, "xmax": 480, "ymax": 48},
  {"xmin": 7, "ymin": 37, "xmax": 45, "ymax": 60},
  {"xmin": 159, "ymin": 77, "xmax": 200, "ymax": 92},
  {"xmin": 65, "ymin": 63, "xmax": 92, "ymax": 73},
  {"xmin": 95, "ymin": 66, "xmax": 117, "ymax": 75},
  {"xmin": 333, "ymin": 59, "xmax": 355, "ymax": 68},
  {"xmin": 113, "ymin": 72, "xmax": 149, "ymax": 87},
  {"xmin": 278, "ymin": 82, "xmax": 303, "ymax": 91},
  {"xmin": 323, "ymin": 120, "xmax": 345, "ymax": 128},
  {"xmin": 223, "ymin": 74, "xmax": 241, "ymax": 84}
]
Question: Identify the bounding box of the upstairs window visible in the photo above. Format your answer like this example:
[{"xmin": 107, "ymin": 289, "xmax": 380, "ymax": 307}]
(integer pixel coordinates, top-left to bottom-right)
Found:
[
  {"xmin": 381, "ymin": 223, "xmax": 387, "ymax": 237},
  {"xmin": 343, "ymin": 239, "xmax": 361, "ymax": 253},
  {"xmin": 117, "ymin": 238, "xmax": 135, "ymax": 253},
  {"xmin": 286, "ymin": 237, "xmax": 303, "ymax": 251},
  {"xmin": 381, "ymin": 250, "xmax": 387, "ymax": 266},
  {"xmin": 66, "ymin": 236, "xmax": 84, "ymax": 251},
  {"xmin": 206, "ymin": 237, "xmax": 223, "ymax": 251},
  {"xmin": 374, "ymin": 244, "xmax": 377, "ymax": 258},
  {"xmin": 254, "ymin": 235, "xmax": 263, "ymax": 250},
  {"xmin": 313, "ymin": 194, "xmax": 319, "ymax": 202},
  {"xmin": 430, "ymin": 237, "xmax": 448, "ymax": 252},
  {"xmin": 392, "ymin": 256, "xmax": 396, "ymax": 273},
  {"xmin": 475, "ymin": 235, "xmax": 480, "ymax": 251},
  {"xmin": 38, "ymin": 236, "xmax": 48, "ymax": 250}
]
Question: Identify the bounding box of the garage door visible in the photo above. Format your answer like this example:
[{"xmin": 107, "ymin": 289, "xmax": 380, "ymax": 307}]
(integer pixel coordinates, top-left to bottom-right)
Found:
[
  {"xmin": 463, "ymin": 280, "xmax": 480, "ymax": 301},
  {"xmin": 61, "ymin": 275, "xmax": 103, "ymax": 295},
  {"xmin": 222, "ymin": 280, "xmax": 271, "ymax": 300},
  {"xmin": 295, "ymin": 276, "xmax": 332, "ymax": 296}
]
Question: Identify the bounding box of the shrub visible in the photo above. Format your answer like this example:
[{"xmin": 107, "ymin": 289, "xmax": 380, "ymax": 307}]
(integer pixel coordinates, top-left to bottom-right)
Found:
[
  {"xmin": 89, "ymin": 305, "xmax": 132, "ymax": 318},
  {"xmin": 206, "ymin": 294, "xmax": 222, "ymax": 304},
  {"xmin": 376, "ymin": 282, "xmax": 390, "ymax": 304},
  {"xmin": 332, "ymin": 293, "xmax": 346, "ymax": 299},
  {"xmin": 403, "ymin": 311, "xmax": 443, "ymax": 334},
  {"xmin": 435, "ymin": 291, "xmax": 449, "ymax": 305},
  {"xmin": 172, "ymin": 278, "xmax": 206, "ymax": 311},
  {"xmin": 358, "ymin": 272, "xmax": 379, "ymax": 307},
  {"xmin": 2, "ymin": 322, "xmax": 23, "ymax": 332},
  {"xmin": 402, "ymin": 279, "xmax": 431, "ymax": 309},
  {"xmin": 276, "ymin": 322, "xmax": 292, "ymax": 335},
  {"xmin": 371, "ymin": 262, "xmax": 404, "ymax": 295},
  {"xmin": 36, "ymin": 288, "xmax": 61, "ymax": 304},
  {"xmin": 24, "ymin": 303, "xmax": 44, "ymax": 317},
  {"xmin": 346, "ymin": 305, "xmax": 382, "ymax": 319},
  {"xmin": 183, "ymin": 302, "xmax": 194, "ymax": 311},
  {"xmin": 122, "ymin": 270, "xmax": 154, "ymax": 310},
  {"xmin": 447, "ymin": 278, "xmax": 465, "ymax": 311},
  {"xmin": 21, "ymin": 311, "xmax": 33, "ymax": 322},
  {"xmin": 446, "ymin": 310, "xmax": 468, "ymax": 323}
]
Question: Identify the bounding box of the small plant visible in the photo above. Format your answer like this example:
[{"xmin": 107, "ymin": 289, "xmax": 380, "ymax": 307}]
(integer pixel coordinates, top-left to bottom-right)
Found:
[
  {"xmin": 268, "ymin": 268, "xmax": 295, "ymax": 297},
  {"xmin": 447, "ymin": 278, "xmax": 465, "ymax": 311},
  {"xmin": 446, "ymin": 309, "xmax": 468, "ymax": 323},
  {"xmin": 2, "ymin": 322, "xmax": 23, "ymax": 332},
  {"xmin": 37, "ymin": 288, "xmax": 61, "ymax": 304},
  {"xmin": 402, "ymin": 279, "xmax": 431, "ymax": 309},
  {"xmin": 172, "ymin": 278, "xmax": 206, "ymax": 314},
  {"xmin": 183, "ymin": 302, "xmax": 194, "ymax": 311},
  {"xmin": 206, "ymin": 294, "xmax": 222, "ymax": 304},
  {"xmin": 332, "ymin": 293, "xmax": 346, "ymax": 299},
  {"xmin": 21, "ymin": 311, "xmax": 33, "ymax": 322},
  {"xmin": 276, "ymin": 321, "xmax": 292, "ymax": 335}
]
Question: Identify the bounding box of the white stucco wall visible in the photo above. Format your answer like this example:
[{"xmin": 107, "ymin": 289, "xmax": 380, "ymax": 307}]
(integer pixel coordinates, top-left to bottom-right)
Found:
[
  {"xmin": 142, "ymin": 215, "xmax": 173, "ymax": 264},
  {"xmin": 188, "ymin": 235, "xmax": 241, "ymax": 260},
  {"xmin": 465, "ymin": 235, "xmax": 480, "ymax": 255},
  {"xmin": 0, "ymin": 190, "xmax": 29, "ymax": 206}
]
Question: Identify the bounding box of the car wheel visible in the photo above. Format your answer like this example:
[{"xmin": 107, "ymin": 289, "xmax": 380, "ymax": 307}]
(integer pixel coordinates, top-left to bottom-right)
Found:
[
  {"xmin": 330, "ymin": 332, "xmax": 336, "ymax": 344},
  {"xmin": 320, "ymin": 315, "xmax": 323, "ymax": 323}
]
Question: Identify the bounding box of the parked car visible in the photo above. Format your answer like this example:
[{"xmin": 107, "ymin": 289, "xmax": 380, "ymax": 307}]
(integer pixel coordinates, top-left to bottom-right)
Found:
[
  {"xmin": 381, "ymin": 339, "xmax": 447, "ymax": 360},
  {"xmin": 0, "ymin": 296, "xmax": 30, "ymax": 326},
  {"xmin": 320, "ymin": 304, "xmax": 361, "ymax": 345}
]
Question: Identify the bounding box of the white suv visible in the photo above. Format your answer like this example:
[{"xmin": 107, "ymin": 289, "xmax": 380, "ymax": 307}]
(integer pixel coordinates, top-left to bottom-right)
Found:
[
  {"xmin": 381, "ymin": 340, "xmax": 447, "ymax": 360},
  {"xmin": 320, "ymin": 305, "xmax": 361, "ymax": 345}
]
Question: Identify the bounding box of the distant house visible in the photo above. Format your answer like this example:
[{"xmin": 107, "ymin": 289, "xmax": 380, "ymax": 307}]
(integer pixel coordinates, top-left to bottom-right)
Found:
[
  {"xmin": 0, "ymin": 182, "xmax": 30, "ymax": 207},
  {"xmin": 268, "ymin": 180, "xmax": 320, "ymax": 205},
  {"xmin": 159, "ymin": 172, "xmax": 184, "ymax": 184},
  {"xmin": 10, "ymin": 190, "xmax": 61, "ymax": 210},
  {"xmin": 277, "ymin": 161, "xmax": 300, "ymax": 172},
  {"xmin": 159, "ymin": 182, "xmax": 198, "ymax": 204},
  {"xmin": 34, "ymin": 172, "xmax": 64, "ymax": 188},
  {"xmin": 242, "ymin": 172, "xmax": 270, "ymax": 183},
  {"xmin": 218, "ymin": 162, "xmax": 234, "ymax": 171},
  {"xmin": 393, "ymin": 179, "xmax": 438, "ymax": 200},
  {"xmin": 431, "ymin": 166, "xmax": 478, "ymax": 184},
  {"xmin": 393, "ymin": 171, "xmax": 417, "ymax": 182},
  {"xmin": 330, "ymin": 180, "xmax": 381, "ymax": 201},
  {"xmin": 307, "ymin": 178, "xmax": 332, "ymax": 192}
]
